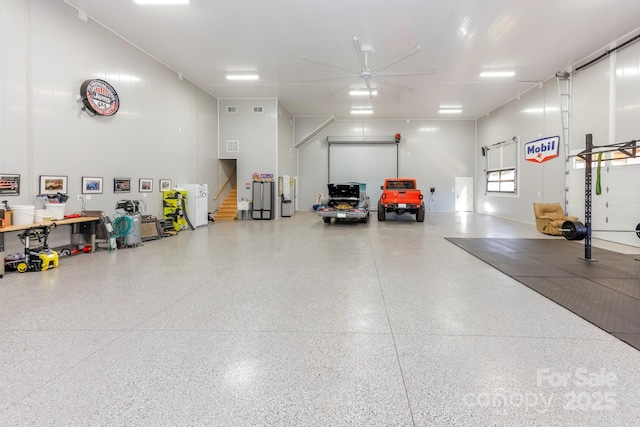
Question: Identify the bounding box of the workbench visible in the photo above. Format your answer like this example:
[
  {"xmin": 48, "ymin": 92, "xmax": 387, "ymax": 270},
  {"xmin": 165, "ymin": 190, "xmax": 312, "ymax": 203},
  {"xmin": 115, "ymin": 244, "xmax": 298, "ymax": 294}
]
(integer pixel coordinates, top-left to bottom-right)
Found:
[{"xmin": 0, "ymin": 216, "xmax": 100, "ymax": 278}]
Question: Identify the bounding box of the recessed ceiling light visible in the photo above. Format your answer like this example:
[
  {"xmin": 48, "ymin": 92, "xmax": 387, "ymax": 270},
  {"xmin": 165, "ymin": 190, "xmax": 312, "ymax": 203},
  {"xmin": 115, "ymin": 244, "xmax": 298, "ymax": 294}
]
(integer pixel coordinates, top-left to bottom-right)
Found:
[
  {"xmin": 480, "ymin": 70, "xmax": 515, "ymax": 78},
  {"xmin": 351, "ymin": 108, "xmax": 373, "ymax": 115},
  {"xmin": 349, "ymin": 90, "xmax": 378, "ymax": 96},
  {"xmin": 134, "ymin": 0, "xmax": 189, "ymax": 4},
  {"xmin": 439, "ymin": 109, "xmax": 462, "ymax": 114},
  {"xmin": 226, "ymin": 74, "xmax": 259, "ymax": 81}
]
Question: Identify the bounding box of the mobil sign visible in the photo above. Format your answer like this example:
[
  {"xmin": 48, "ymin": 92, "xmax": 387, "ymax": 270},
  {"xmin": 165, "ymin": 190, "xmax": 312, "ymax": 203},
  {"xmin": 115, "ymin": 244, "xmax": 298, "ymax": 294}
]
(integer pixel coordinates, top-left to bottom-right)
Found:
[{"xmin": 525, "ymin": 136, "xmax": 560, "ymax": 163}]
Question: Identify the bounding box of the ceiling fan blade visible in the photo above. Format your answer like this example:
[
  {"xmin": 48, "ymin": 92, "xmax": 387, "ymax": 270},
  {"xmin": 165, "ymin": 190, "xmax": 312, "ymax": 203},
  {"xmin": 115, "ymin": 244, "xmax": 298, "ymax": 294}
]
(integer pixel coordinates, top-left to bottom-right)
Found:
[
  {"xmin": 352, "ymin": 37, "xmax": 368, "ymax": 70},
  {"xmin": 375, "ymin": 69, "xmax": 437, "ymax": 77},
  {"xmin": 364, "ymin": 79, "xmax": 375, "ymax": 98},
  {"xmin": 302, "ymin": 55, "xmax": 357, "ymax": 74},
  {"xmin": 371, "ymin": 45, "xmax": 421, "ymax": 73},
  {"xmin": 301, "ymin": 74, "xmax": 359, "ymax": 82},
  {"xmin": 371, "ymin": 76, "xmax": 415, "ymax": 92}
]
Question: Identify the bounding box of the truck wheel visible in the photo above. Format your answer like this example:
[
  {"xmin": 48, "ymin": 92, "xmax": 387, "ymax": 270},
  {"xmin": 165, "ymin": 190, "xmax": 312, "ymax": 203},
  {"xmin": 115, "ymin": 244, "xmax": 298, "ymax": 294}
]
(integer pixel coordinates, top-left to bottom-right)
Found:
[
  {"xmin": 416, "ymin": 206, "xmax": 425, "ymax": 222},
  {"xmin": 323, "ymin": 217, "xmax": 331, "ymax": 224},
  {"xmin": 377, "ymin": 202, "xmax": 385, "ymax": 221}
]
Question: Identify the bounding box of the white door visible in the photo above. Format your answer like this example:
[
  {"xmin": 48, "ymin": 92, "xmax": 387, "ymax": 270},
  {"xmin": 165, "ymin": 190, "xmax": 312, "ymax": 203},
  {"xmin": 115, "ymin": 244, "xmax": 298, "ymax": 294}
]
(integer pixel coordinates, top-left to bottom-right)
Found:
[{"xmin": 455, "ymin": 177, "xmax": 474, "ymax": 212}]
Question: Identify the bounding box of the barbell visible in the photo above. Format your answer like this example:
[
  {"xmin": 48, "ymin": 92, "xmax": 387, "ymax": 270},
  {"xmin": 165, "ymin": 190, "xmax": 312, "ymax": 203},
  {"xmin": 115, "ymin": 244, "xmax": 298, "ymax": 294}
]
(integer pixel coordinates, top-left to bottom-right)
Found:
[{"xmin": 560, "ymin": 220, "xmax": 640, "ymax": 241}]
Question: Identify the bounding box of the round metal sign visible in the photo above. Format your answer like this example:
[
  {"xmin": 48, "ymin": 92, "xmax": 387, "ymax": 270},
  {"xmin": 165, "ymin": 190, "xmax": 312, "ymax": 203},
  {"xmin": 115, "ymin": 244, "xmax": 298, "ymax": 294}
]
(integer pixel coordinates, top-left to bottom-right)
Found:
[{"xmin": 80, "ymin": 79, "xmax": 119, "ymax": 116}]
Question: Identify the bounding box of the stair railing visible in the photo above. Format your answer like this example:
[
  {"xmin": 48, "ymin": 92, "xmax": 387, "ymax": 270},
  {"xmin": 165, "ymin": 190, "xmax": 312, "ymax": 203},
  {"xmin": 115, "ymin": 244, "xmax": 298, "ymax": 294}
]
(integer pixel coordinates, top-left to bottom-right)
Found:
[{"xmin": 213, "ymin": 166, "xmax": 237, "ymax": 200}]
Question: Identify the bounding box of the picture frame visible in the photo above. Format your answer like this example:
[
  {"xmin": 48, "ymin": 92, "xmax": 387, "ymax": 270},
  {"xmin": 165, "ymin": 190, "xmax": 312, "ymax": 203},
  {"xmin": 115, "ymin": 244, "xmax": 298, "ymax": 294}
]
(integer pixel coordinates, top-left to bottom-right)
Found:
[
  {"xmin": 159, "ymin": 179, "xmax": 172, "ymax": 191},
  {"xmin": 114, "ymin": 177, "xmax": 131, "ymax": 193},
  {"xmin": 139, "ymin": 178, "xmax": 153, "ymax": 192},
  {"xmin": 82, "ymin": 176, "xmax": 103, "ymax": 194},
  {"xmin": 0, "ymin": 174, "xmax": 20, "ymax": 196},
  {"xmin": 39, "ymin": 175, "xmax": 68, "ymax": 195}
]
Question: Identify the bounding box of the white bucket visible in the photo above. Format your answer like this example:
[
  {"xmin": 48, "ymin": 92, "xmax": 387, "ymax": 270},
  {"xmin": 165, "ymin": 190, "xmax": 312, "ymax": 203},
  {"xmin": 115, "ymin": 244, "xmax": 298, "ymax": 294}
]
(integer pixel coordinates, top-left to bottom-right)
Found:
[
  {"xmin": 11, "ymin": 205, "xmax": 36, "ymax": 226},
  {"xmin": 34, "ymin": 209, "xmax": 54, "ymax": 224},
  {"xmin": 44, "ymin": 202, "xmax": 66, "ymax": 220}
]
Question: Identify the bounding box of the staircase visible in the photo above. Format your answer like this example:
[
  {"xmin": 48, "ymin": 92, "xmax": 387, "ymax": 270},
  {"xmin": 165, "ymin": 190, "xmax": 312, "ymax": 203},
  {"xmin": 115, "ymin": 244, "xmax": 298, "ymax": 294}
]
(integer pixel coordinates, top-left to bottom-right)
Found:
[{"xmin": 214, "ymin": 186, "xmax": 238, "ymax": 220}]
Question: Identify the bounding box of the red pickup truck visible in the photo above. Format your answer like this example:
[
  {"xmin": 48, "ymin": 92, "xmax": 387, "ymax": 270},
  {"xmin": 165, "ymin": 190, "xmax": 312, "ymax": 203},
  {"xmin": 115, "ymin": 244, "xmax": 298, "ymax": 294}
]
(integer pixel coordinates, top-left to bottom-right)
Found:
[{"xmin": 378, "ymin": 178, "xmax": 425, "ymax": 222}]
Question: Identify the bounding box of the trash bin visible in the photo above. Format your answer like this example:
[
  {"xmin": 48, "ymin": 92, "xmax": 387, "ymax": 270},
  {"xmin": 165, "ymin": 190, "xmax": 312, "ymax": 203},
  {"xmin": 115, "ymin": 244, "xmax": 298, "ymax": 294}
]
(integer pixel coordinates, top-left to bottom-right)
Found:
[
  {"xmin": 281, "ymin": 198, "xmax": 293, "ymax": 217},
  {"xmin": 237, "ymin": 200, "xmax": 250, "ymax": 220}
]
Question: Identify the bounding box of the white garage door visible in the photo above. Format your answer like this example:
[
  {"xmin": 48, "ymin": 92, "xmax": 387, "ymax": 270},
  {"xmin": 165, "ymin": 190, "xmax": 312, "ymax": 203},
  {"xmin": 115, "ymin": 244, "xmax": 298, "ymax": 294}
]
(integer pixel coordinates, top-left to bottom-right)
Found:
[{"xmin": 328, "ymin": 143, "xmax": 398, "ymax": 207}]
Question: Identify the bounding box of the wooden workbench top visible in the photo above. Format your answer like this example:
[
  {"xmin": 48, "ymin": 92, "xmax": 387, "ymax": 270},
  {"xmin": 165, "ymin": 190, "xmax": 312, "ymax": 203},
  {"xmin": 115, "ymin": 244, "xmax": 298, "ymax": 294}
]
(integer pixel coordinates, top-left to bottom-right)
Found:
[{"xmin": 0, "ymin": 216, "xmax": 100, "ymax": 233}]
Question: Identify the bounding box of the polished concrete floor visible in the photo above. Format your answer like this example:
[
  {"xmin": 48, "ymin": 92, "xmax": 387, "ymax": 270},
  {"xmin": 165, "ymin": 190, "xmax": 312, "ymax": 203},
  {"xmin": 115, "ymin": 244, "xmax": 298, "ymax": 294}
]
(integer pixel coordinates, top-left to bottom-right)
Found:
[{"xmin": 1, "ymin": 212, "xmax": 639, "ymax": 426}]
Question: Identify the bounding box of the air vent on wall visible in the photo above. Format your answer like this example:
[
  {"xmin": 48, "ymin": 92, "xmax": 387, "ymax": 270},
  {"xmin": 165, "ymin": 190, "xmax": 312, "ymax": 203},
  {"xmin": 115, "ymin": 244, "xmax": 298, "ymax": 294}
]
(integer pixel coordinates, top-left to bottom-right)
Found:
[
  {"xmin": 227, "ymin": 106, "xmax": 237, "ymax": 113},
  {"xmin": 253, "ymin": 106, "xmax": 263, "ymax": 113},
  {"xmin": 227, "ymin": 140, "xmax": 239, "ymax": 152}
]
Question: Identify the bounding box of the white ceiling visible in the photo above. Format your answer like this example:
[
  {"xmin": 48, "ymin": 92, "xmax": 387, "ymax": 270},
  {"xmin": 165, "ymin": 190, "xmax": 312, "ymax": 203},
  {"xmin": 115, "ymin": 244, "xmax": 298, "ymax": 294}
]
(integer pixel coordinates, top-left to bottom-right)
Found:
[{"xmin": 63, "ymin": 0, "xmax": 640, "ymax": 120}]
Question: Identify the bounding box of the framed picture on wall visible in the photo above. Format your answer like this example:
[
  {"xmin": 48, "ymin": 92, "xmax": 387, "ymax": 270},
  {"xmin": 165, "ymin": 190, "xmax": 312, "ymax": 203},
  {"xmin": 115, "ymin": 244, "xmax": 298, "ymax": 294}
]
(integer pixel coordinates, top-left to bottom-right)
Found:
[
  {"xmin": 139, "ymin": 178, "xmax": 153, "ymax": 192},
  {"xmin": 0, "ymin": 174, "xmax": 20, "ymax": 196},
  {"xmin": 114, "ymin": 177, "xmax": 131, "ymax": 193},
  {"xmin": 159, "ymin": 179, "xmax": 171, "ymax": 191},
  {"xmin": 39, "ymin": 175, "xmax": 68, "ymax": 195},
  {"xmin": 82, "ymin": 176, "xmax": 103, "ymax": 194}
]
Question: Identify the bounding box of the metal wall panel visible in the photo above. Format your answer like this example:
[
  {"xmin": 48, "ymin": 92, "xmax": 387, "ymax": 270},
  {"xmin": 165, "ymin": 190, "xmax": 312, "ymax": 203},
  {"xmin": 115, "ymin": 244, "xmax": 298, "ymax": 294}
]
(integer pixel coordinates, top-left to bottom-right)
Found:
[
  {"xmin": 297, "ymin": 118, "xmax": 476, "ymax": 212},
  {"xmin": 479, "ymin": 36, "xmax": 640, "ymax": 248},
  {"xmin": 477, "ymin": 85, "xmax": 552, "ymax": 222},
  {"xmin": 615, "ymin": 42, "xmax": 640, "ymax": 143},
  {"xmin": 572, "ymin": 60, "xmax": 610, "ymax": 152},
  {"xmin": 218, "ymin": 98, "xmax": 278, "ymax": 205},
  {"xmin": 0, "ymin": 0, "xmax": 219, "ymax": 226}
]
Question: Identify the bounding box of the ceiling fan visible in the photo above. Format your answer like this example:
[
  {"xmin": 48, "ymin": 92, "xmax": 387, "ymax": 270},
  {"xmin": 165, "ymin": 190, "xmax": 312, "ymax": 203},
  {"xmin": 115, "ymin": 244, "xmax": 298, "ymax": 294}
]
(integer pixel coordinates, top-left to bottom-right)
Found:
[{"xmin": 302, "ymin": 37, "xmax": 437, "ymax": 98}]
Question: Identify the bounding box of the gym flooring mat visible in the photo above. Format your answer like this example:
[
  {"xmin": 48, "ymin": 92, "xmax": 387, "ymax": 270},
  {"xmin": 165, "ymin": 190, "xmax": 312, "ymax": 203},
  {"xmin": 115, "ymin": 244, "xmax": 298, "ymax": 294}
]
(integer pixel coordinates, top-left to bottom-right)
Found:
[{"xmin": 446, "ymin": 238, "xmax": 640, "ymax": 351}]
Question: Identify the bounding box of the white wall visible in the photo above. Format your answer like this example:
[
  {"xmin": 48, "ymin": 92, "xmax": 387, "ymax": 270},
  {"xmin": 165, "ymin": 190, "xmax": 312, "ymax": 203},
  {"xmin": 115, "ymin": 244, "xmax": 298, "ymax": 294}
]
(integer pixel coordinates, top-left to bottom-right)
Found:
[
  {"xmin": 0, "ymin": 0, "xmax": 218, "ymax": 252},
  {"xmin": 0, "ymin": 0, "xmax": 219, "ymax": 220},
  {"xmin": 294, "ymin": 115, "xmax": 334, "ymax": 146},
  {"xmin": 570, "ymin": 40, "xmax": 640, "ymax": 248},
  {"xmin": 476, "ymin": 83, "xmax": 565, "ymax": 222},
  {"xmin": 477, "ymin": 30, "xmax": 640, "ymax": 248},
  {"xmin": 277, "ymin": 101, "xmax": 295, "ymax": 213},
  {"xmin": 218, "ymin": 98, "xmax": 278, "ymax": 212},
  {"xmin": 297, "ymin": 119, "xmax": 476, "ymax": 212}
]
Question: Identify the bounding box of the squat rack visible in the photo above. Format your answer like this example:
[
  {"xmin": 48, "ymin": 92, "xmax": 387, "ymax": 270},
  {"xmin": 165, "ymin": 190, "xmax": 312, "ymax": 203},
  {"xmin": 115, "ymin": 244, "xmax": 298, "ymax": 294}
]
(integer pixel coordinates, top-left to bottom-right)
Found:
[{"xmin": 573, "ymin": 134, "xmax": 638, "ymax": 260}]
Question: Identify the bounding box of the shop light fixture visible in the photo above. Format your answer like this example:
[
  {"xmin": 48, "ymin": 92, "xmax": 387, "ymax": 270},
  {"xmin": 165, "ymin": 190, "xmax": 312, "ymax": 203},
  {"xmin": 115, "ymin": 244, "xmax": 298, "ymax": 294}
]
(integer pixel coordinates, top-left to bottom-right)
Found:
[
  {"xmin": 134, "ymin": 0, "xmax": 189, "ymax": 4},
  {"xmin": 351, "ymin": 108, "xmax": 373, "ymax": 115},
  {"xmin": 439, "ymin": 108, "xmax": 462, "ymax": 114},
  {"xmin": 226, "ymin": 74, "xmax": 260, "ymax": 81},
  {"xmin": 349, "ymin": 89, "xmax": 378, "ymax": 96},
  {"xmin": 480, "ymin": 70, "xmax": 515, "ymax": 78}
]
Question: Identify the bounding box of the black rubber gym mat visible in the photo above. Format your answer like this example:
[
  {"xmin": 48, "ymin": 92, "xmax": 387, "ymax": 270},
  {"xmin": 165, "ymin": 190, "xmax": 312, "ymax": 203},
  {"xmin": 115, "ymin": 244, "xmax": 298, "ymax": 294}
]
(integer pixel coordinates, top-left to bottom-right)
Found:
[{"xmin": 446, "ymin": 238, "xmax": 640, "ymax": 351}]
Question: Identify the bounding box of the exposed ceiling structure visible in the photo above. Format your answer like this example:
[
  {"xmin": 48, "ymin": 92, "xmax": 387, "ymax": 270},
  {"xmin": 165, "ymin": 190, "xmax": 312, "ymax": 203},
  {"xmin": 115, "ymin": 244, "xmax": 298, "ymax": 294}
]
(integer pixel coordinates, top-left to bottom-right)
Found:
[{"xmin": 63, "ymin": 0, "xmax": 640, "ymax": 120}]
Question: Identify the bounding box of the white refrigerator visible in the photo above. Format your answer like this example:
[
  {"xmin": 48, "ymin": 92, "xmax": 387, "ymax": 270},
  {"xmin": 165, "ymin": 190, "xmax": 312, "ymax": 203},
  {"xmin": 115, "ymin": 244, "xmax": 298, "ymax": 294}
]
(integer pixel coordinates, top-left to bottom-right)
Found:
[{"xmin": 176, "ymin": 184, "xmax": 209, "ymax": 227}]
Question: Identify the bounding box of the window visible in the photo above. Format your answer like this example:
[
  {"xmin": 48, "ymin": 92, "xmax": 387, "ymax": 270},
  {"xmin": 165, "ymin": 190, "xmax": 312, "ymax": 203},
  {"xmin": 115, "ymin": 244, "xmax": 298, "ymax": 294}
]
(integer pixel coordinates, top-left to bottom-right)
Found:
[
  {"xmin": 484, "ymin": 137, "xmax": 519, "ymax": 194},
  {"xmin": 573, "ymin": 151, "xmax": 640, "ymax": 169},
  {"xmin": 610, "ymin": 150, "xmax": 640, "ymax": 166},
  {"xmin": 487, "ymin": 168, "xmax": 516, "ymax": 193},
  {"xmin": 572, "ymin": 157, "xmax": 596, "ymax": 169}
]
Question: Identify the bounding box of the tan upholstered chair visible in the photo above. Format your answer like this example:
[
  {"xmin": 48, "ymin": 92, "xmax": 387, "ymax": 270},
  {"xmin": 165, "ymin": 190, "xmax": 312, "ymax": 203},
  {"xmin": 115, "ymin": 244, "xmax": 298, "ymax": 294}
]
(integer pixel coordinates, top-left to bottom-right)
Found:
[{"xmin": 533, "ymin": 203, "xmax": 579, "ymax": 236}]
